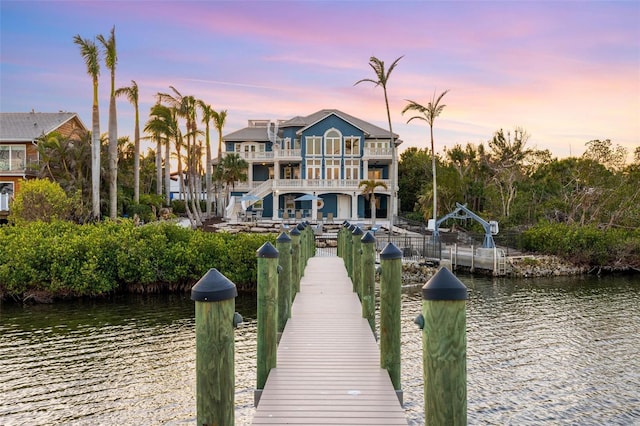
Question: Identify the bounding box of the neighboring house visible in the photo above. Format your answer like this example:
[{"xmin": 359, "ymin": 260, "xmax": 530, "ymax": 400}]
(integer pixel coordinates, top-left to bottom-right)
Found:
[
  {"xmin": 223, "ymin": 109, "xmax": 400, "ymax": 221},
  {"xmin": 0, "ymin": 111, "xmax": 87, "ymax": 217}
]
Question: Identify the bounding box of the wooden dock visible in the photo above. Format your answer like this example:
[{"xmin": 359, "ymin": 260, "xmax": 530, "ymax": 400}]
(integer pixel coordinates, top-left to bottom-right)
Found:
[{"xmin": 252, "ymin": 256, "xmax": 407, "ymax": 425}]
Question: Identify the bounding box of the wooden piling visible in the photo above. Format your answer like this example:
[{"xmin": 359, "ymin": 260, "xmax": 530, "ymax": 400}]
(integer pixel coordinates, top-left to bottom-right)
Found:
[
  {"xmin": 290, "ymin": 227, "xmax": 301, "ymax": 295},
  {"xmin": 256, "ymin": 242, "xmax": 279, "ymax": 404},
  {"xmin": 352, "ymin": 226, "xmax": 364, "ymax": 295},
  {"xmin": 276, "ymin": 232, "xmax": 292, "ymax": 332},
  {"xmin": 361, "ymin": 231, "xmax": 376, "ymax": 334},
  {"xmin": 191, "ymin": 268, "xmax": 238, "ymax": 426},
  {"xmin": 380, "ymin": 242, "xmax": 403, "ymax": 404},
  {"xmin": 422, "ymin": 267, "xmax": 468, "ymax": 425}
]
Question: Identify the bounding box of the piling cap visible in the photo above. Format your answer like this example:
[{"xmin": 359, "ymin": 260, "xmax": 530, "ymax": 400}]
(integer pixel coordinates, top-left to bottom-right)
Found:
[
  {"xmin": 380, "ymin": 242, "xmax": 402, "ymax": 260},
  {"xmin": 348, "ymin": 224, "xmax": 356, "ymax": 232},
  {"xmin": 361, "ymin": 231, "xmax": 376, "ymax": 244},
  {"xmin": 191, "ymin": 268, "xmax": 237, "ymax": 302},
  {"xmin": 422, "ymin": 267, "xmax": 468, "ymax": 300},
  {"xmin": 352, "ymin": 226, "xmax": 364, "ymax": 236},
  {"xmin": 257, "ymin": 241, "xmax": 279, "ymax": 258},
  {"xmin": 342, "ymin": 221, "xmax": 349, "ymax": 226},
  {"xmin": 276, "ymin": 232, "xmax": 292, "ymax": 243},
  {"xmin": 290, "ymin": 227, "xmax": 301, "ymax": 236},
  {"xmin": 296, "ymin": 223, "xmax": 306, "ymax": 230}
]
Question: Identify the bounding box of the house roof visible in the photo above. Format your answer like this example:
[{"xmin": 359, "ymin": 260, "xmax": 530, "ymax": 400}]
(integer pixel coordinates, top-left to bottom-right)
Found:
[
  {"xmin": 0, "ymin": 112, "xmax": 85, "ymax": 142},
  {"xmin": 223, "ymin": 126, "xmax": 270, "ymax": 142},
  {"xmin": 282, "ymin": 109, "xmax": 398, "ymax": 139},
  {"xmin": 223, "ymin": 109, "xmax": 399, "ymax": 142}
]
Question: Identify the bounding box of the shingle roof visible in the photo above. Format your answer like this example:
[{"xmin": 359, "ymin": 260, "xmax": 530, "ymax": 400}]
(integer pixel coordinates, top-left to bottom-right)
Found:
[
  {"xmin": 0, "ymin": 112, "xmax": 81, "ymax": 141},
  {"xmin": 223, "ymin": 126, "xmax": 270, "ymax": 142}
]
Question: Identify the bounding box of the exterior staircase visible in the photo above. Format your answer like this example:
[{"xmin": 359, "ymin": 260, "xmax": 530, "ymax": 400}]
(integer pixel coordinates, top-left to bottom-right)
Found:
[{"xmin": 224, "ymin": 179, "xmax": 273, "ymax": 220}]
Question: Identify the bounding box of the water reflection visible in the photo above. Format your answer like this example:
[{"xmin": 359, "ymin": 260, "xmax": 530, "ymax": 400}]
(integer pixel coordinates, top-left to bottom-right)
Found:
[{"xmin": 1, "ymin": 275, "xmax": 638, "ymax": 425}]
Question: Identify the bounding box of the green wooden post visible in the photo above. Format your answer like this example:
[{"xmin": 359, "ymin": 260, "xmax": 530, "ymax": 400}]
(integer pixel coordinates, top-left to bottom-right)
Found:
[
  {"xmin": 421, "ymin": 267, "xmax": 468, "ymax": 425},
  {"xmin": 346, "ymin": 224, "xmax": 355, "ymax": 278},
  {"xmin": 290, "ymin": 227, "xmax": 301, "ymax": 295},
  {"xmin": 256, "ymin": 242, "xmax": 279, "ymax": 405},
  {"xmin": 191, "ymin": 268, "xmax": 238, "ymax": 426},
  {"xmin": 380, "ymin": 242, "xmax": 403, "ymax": 404},
  {"xmin": 361, "ymin": 231, "xmax": 376, "ymax": 333},
  {"xmin": 297, "ymin": 223, "xmax": 306, "ymax": 276},
  {"xmin": 276, "ymin": 232, "xmax": 292, "ymax": 332},
  {"xmin": 352, "ymin": 226, "xmax": 364, "ymax": 295}
]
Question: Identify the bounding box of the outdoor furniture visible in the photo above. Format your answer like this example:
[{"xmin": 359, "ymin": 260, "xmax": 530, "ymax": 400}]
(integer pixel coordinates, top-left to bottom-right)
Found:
[
  {"xmin": 295, "ymin": 210, "xmax": 302, "ymax": 221},
  {"xmin": 317, "ymin": 211, "xmax": 323, "ymax": 223},
  {"xmin": 326, "ymin": 212, "xmax": 334, "ymax": 223}
]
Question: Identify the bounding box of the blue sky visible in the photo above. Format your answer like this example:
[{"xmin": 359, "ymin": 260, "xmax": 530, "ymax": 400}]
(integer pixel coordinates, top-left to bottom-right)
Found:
[{"xmin": 1, "ymin": 0, "xmax": 638, "ymax": 160}]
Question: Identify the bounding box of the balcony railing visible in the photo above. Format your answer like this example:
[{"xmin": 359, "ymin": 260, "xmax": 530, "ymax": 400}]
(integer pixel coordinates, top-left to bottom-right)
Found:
[
  {"xmin": 0, "ymin": 193, "xmax": 10, "ymax": 211},
  {"xmin": 223, "ymin": 149, "xmax": 302, "ymax": 162},
  {"xmin": 231, "ymin": 178, "xmax": 392, "ymax": 193},
  {"xmin": 363, "ymin": 147, "xmax": 393, "ymax": 159}
]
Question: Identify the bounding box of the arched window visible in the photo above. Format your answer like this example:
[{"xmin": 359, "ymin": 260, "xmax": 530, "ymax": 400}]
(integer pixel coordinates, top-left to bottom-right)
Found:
[{"xmin": 324, "ymin": 129, "xmax": 341, "ymax": 156}]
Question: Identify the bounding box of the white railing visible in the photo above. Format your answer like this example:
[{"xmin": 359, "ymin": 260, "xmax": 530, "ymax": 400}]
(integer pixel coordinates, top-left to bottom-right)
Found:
[
  {"xmin": 0, "ymin": 193, "xmax": 10, "ymax": 211},
  {"xmin": 222, "ymin": 149, "xmax": 302, "ymax": 161},
  {"xmin": 274, "ymin": 179, "xmax": 391, "ymax": 192},
  {"xmin": 363, "ymin": 147, "xmax": 393, "ymax": 158}
]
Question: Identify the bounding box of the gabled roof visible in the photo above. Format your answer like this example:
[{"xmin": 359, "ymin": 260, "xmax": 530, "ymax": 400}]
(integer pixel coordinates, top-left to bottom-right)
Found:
[
  {"xmin": 0, "ymin": 112, "xmax": 85, "ymax": 142},
  {"xmin": 281, "ymin": 109, "xmax": 398, "ymax": 139}
]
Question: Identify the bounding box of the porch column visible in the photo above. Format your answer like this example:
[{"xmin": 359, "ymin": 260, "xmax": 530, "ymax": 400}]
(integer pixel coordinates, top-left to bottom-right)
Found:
[
  {"xmin": 351, "ymin": 193, "xmax": 358, "ymax": 220},
  {"xmin": 272, "ymin": 191, "xmax": 280, "ymax": 220},
  {"xmin": 248, "ymin": 163, "xmax": 254, "ymax": 185},
  {"xmin": 362, "ymin": 159, "xmax": 368, "ymax": 180},
  {"xmin": 311, "ymin": 193, "xmax": 318, "ymax": 221}
]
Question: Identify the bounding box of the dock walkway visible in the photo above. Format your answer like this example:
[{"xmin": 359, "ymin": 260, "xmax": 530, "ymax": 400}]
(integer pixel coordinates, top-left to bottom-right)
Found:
[{"xmin": 252, "ymin": 256, "xmax": 407, "ymax": 425}]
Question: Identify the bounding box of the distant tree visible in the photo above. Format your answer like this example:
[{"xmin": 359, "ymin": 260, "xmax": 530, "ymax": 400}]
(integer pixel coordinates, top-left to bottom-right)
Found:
[
  {"xmin": 73, "ymin": 34, "xmax": 101, "ymax": 220},
  {"xmin": 97, "ymin": 26, "xmax": 119, "ymax": 219},
  {"xmin": 115, "ymin": 80, "xmax": 140, "ymax": 203},
  {"xmin": 212, "ymin": 109, "xmax": 228, "ymax": 215},
  {"xmin": 197, "ymin": 101, "xmax": 213, "ymax": 216},
  {"xmin": 583, "ymin": 139, "xmax": 628, "ymax": 171},
  {"xmin": 359, "ymin": 179, "xmax": 388, "ymax": 226},
  {"xmin": 220, "ymin": 153, "xmax": 248, "ymax": 211},
  {"xmin": 9, "ymin": 179, "xmax": 72, "ymax": 224},
  {"xmin": 402, "ymin": 89, "xmax": 449, "ymax": 220},
  {"xmin": 355, "ymin": 55, "xmax": 403, "ymax": 230}
]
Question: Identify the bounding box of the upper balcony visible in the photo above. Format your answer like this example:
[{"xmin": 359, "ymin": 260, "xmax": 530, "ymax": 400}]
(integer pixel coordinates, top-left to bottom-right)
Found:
[
  {"xmin": 223, "ymin": 149, "xmax": 302, "ymax": 162},
  {"xmin": 0, "ymin": 157, "xmax": 39, "ymax": 177},
  {"xmin": 232, "ymin": 178, "xmax": 392, "ymax": 194},
  {"xmin": 362, "ymin": 147, "xmax": 393, "ymax": 160}
]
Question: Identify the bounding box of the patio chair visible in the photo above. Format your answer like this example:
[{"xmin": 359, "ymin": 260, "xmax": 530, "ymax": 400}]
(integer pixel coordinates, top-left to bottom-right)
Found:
[{"xmin": 326, "ymin": 212, "xmax": 334, "ymax": 223}]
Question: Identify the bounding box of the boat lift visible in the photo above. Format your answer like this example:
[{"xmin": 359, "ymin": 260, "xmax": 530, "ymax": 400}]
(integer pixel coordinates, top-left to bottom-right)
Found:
[{"xmin": 431, "ymin": 203, "xmax": 499, "ymax": 248}]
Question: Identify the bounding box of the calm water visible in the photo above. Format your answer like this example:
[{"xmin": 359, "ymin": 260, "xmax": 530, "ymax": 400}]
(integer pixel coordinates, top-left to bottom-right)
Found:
[{"xmin": 1, "ymin": 274, "xmax": 639, "ymax": 425}]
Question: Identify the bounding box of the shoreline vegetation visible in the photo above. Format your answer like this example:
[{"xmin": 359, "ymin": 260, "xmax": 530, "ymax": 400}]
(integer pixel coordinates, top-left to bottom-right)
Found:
[{"xmin": 1, "ymin": 220, "xmax": 638, "ymax": 304}]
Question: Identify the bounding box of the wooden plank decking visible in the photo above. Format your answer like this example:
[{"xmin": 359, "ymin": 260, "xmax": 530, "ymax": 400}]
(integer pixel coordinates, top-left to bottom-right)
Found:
[{"xmin": 252, "ymin": 256, "xmax": 407, "ymax": 425}]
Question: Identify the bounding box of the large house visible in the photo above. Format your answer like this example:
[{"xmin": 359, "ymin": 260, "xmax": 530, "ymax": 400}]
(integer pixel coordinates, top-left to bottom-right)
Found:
[
  {"xmin": 0, "ymin": 112, "xmax": 87, "ymax": 217},
  {"xmin": 223, "ymin": 109, "xmax": 400, "ymax": 222}
]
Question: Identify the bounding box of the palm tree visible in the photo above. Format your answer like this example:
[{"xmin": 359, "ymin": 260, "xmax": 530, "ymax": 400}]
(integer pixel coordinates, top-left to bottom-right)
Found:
[
  {"xmin": 197, "ymin": 100, "xmax": 214, "ymax": 217},
  {"xmin": 73, "ymin": 34, "xmax": 101, "ymax": 220},
  {"xmin": 144, "ymin": 103, "xmax": 177, "ymax": 205},
  {"xmin": 402, "ymin": 89, "xmax": 449, "ymax": 222},
  {"xmin": 115, "ymin": 80, "xmax": 140, "ymax": 204},
  {"xmin": 212, "ymin": 109, "xmax": 228, "ymax": 215},
  {"xmin": 355, "ymin": 55, "xmax": 402, "ymax": 238},
  {"xmin": 158, "ymin": 87, "xmax": 202, "ymax": 226},
  {"xmin": 359, "ymin": 179, "xmax": 388, "ymax": 227},
  {"xmin": 220, "ymin": 153, "xmax": 248, "ymax": 212},
  {"xmin": 97, "ymin": 26, "xmax": 118, "ymax": 219}
]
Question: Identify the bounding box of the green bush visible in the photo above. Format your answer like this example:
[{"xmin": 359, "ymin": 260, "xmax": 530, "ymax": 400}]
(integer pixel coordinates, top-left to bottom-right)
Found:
[
  {"xmin": 522, "ymin": 222, "xmax": 640, "ymax": 267},
  {"xmin": 0, "ymin": 220, "xmax": 275, "ymax": 300}
]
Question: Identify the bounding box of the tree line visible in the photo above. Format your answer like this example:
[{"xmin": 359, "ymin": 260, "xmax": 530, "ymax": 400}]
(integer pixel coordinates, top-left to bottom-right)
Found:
[{"xmin": 71, "ymin": 25, "xmax": 248, "ymax": 228}]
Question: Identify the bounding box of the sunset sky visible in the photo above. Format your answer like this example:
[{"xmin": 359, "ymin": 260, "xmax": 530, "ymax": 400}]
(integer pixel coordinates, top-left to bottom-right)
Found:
[{"xmin": 1, "ymin": 1, "xmax": 638, "ymax": 161}]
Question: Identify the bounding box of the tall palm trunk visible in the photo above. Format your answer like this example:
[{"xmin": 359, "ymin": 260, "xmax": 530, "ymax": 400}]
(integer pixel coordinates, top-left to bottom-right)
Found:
[
  {"xmin": 91, "ymin": 81, "xmax": 101, "ymax": 220},
  {"xmin": 164, "ymin": 137, "xmax": 171, "ymax": 206},
  {"xmin": 156, "ymin": 137, "xmax": 163, "ymax": 197}
]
